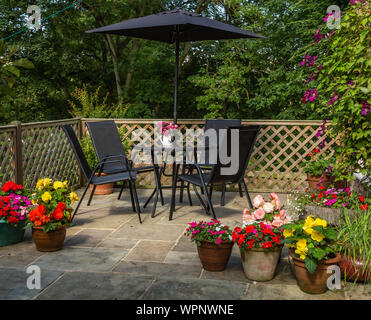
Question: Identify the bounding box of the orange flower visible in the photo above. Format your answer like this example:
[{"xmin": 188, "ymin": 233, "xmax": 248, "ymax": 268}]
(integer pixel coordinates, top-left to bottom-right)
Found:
[{"xmin": 29, "ymin": 204, "xmax": 46, "ymax": 222}]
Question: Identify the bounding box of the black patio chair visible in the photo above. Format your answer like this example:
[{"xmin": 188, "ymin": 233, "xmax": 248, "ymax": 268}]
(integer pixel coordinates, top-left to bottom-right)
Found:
[
  {"xmin": 170, "ymin": 125, "xmax": 261, "ymax": 220},
  {"xmin": 179, "ymin": 119, "xmax": 245, "ymax": 206},
  {"xmin": 85, "ymin": 120, "xmax": 163, "ymax": 215},
  {"xmin": 61, "ymin": 124, "xmax": 142, "ymax": 223}
]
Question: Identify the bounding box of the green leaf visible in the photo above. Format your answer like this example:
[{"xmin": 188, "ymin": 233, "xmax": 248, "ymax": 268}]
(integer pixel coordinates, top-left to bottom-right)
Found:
[
  {"xmin": 305, "ymin": 256, "xmax": 318, "ymax": 274},
  {"xmin": 12, "ymin": 58, "xmax": 34, "ymax": 69}
]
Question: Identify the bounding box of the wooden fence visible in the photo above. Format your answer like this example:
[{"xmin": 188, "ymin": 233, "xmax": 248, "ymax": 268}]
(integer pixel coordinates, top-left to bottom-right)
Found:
[{"xmin": 0, "ymin": 118, "xmax": 335, "ymax": 193}]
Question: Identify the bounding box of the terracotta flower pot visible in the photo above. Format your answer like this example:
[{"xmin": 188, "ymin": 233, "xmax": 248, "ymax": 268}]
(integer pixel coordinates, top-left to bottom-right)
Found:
[
  {"xmin": 306, "ymin": 173, "xmax": 331, "ymax": 190},
  {"xmin": 89, "ymin": 173, "xmax": 113, "ymax": 195},
  {"xmin": 339, "ymin": 254, "xmax": 371, "ymax": 283},
  {"xmin": 197, "ymin": 241, "xmax": 233, "ymax": 272},
  {"xmin": 0, "ymin": 220, "xmax": 25, "ymax": 247},
  {"xmin": 240, "ymin": 246, "xmax": 282, "ymax": 281},
  {"xmin": 32, "ymin": 225, "xmax": 66, "ymax": 252},
  {"xmin": 290, "ymin": 250, "xmax": 341, "ymax": 294}
]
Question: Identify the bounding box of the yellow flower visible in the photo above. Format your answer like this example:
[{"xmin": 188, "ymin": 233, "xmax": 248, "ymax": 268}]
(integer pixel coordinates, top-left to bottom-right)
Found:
[
  {"xmin": 311, "ymin": 230, "xmax": 325, "ymax": 242},
  {"xmin": 62, "ymin": 181, "xmax": 68, "ymax": 188},
  {"xmin": 41, "ymin": 192, "xmax": 52, "ymax": 202},
  {"xmin": 43, "ymin": 178, "xmax": 52, "ymax": 187},
  {"xmin": 36, "ymin": 179, "xmax": 44, "ymax": 191},
  {"xmin": 296, "ymin": 239, "xmax": 307, "ymax": 252},
  {"xmin": 303, "ymin": 216, "xmax": 315, "ymax": 235},
  {"xmin": 295, "ymin": 249, "xmax": 307, "ymax": 260},
  {"xmin": 283, "ymin": 229, "xmax": 294, "ymax": 237},
  {"xmin": 53, "ymin": 181, "xmax": 64, "ymax": 190},
  {"xmin": 69, "ymin": 192, "xmax": 79, "ymax": 204},
  {"xmin": 314, "ymin": 218, "xmax": 327, "ymax": 228}
]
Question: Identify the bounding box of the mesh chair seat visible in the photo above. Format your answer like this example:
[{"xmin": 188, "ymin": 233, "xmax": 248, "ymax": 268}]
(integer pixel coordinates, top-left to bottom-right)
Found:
[
  {"xmin": 178, "ymin": 173, "xmax": 211, "ymax": 187},
  {"xmin": 91, "ymin": 171, "xmax": 137, "ymax": 185}
]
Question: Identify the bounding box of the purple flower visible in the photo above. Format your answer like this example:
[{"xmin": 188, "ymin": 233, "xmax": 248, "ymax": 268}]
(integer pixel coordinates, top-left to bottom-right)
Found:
[
  {"xmin": 313, "ymin": 28, "xmax": 323, "ymax": 45},
  {"xmin": 361, "ymin": 100, "xmax": 370, "ymax": 116},
  {"xmin": 302, "ymin": 88, "xmax": 318, "ymax": 104},
  {"xmin": 328, "ymin": 92, "xmax": 339, "ymax": 106}
]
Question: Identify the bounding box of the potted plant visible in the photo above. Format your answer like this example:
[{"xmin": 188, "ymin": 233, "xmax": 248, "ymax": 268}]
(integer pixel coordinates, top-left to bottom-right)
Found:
[
  {"xmin": 233, "ymin": 221, "xmax": 284, "ymax": 281},
  {"xmin": 25, "ymin": 178, "xmax": 79, "ymax": 252},
  {"xmin": 155, "ymin": 121, "xmax": 180, "ymax": 146},
  {"xmin": 291, "ymin": 186, "xmax": 369, "ymax": 225},
  {"xmin": 282, "ymin": 215, "xmax": 340, "ymax": 294},
  {"xmin": 336, "ymin": 206, "xmax": 370, "ymax": 283},
  {"xmin": 301, "ymin": 148, "xmax": 334, "ymax": 190},
  {"xmin": 0, "ymin": 181, "xmax": 33, "ymax": 246},
  {"xmin": 185, "ymin": 218, "xmax": 233, "ymax": 271}
]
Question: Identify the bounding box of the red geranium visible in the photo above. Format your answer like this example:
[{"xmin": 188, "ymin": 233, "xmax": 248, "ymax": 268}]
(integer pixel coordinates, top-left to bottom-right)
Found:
[
  {"xmin": 1, "ymin": 181, "xmax": 23, "ymax": 193},
  {"xmin": 359, "ymin": 196, "xmax": 364, "ymax": 203},
  {"xmin": 361, "ymin": 204, "xmax": 368, "ymax": 210}
]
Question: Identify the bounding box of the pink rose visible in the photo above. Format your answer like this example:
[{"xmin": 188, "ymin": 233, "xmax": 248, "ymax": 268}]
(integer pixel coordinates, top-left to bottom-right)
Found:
[
  {"xmin": 242, "ymin": 214, "xmax": 255, "ymax": 224},
  {"xmin": 271, "ymin": 217, "xmax": 284, "ymax": 228},
  {"xmin": 279, "ymin": 209, "xmax": 286, "ymax": 219},
  {"xmin": 253, "ymin": 208, "xmax": 265, "ymax": 220},
  {"xmin": 263, "ymin": 202, "xmax": 274, "ymax": 214},
  {"xmin": 252, "ymin": 195, "xmax": 264, "ymax": 208},
  {"xmin": 271, "ymin": 198, "xmax": 282, "ymax": 210}
]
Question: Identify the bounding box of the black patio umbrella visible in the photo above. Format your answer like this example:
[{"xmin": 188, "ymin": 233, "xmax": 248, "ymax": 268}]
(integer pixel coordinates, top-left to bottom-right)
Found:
[{"xmin": 86, "ymin": 9, "xmax": 265, "ymax": 124}]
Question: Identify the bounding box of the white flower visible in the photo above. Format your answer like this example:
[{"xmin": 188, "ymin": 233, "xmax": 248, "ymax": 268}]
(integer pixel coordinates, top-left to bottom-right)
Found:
[
  {"xmin": 263, "ymin": 202, "xmax": 274, "ymax": 214},
  {"xmin": 228, "ymin": 235, "xmax": 232, "ymax": 241},
  {"xmin": 216, "ymin": 227, "xmax": 220, "ymax": 231}
]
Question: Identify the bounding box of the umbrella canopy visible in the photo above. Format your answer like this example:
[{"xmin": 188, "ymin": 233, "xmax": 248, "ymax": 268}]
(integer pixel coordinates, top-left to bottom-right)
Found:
[{"xmin": 86, "ymin": 9, "xmax": 265, "ymax": 122}]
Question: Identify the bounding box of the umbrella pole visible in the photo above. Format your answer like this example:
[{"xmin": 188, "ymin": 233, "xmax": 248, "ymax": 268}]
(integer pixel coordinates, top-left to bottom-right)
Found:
[{"xmin": 173, "ymin": 36, "xmax": 179, "ymax": 125}]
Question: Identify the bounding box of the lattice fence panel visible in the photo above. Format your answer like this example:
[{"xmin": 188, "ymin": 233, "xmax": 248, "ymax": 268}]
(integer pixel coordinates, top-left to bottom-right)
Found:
[
  {"xmin": 0, "ymin": 127, "xmax": 16, "ymax": 185},
  {"xmin": 22, "ymin": 121, "xmax": 80, "ymax": 189}
]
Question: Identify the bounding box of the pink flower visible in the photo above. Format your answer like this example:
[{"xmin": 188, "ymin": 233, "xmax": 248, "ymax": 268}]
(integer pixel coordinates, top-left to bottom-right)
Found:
[
  {"xmin": 271, "ymin": 217, "xmax": 284, "ymax": 228},
  {"xmin": 242, "ymin": 213, "xmax": 255, "ymax": 224},
  {"xmin": 253, "ymin": 209, "xmax": 266, "ymax": 220},
  {"xmin": 279, "ymin": 209, "xmax": 286, "ymax": 219},
  {"xmin": 270, "ymin": 193, "xmax": 279, "ymax": 200},
  {"xmin": 271, "ymin": 198, "xmax": 282, "ymax": 210},
  {"xmin": 216, "ymin": 237, "xmax": 222, "ymax": 245},
  {"xmin": 263, "ymin": 202, "xmax": 274, "ymax": 214},
  {"xmin": 252, "ymin": 195, "xmax": 264, "ymax": 208}
]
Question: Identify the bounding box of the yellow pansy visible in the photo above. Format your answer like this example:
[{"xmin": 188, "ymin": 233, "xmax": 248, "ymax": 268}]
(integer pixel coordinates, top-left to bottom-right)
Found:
[
  {"xmin": 69, "ymin": 192, "xmax": 79, "ymax": 204},
  {"xmin": 41, "ymin": 192, "xmax": 52, "ymax": 202},
  {"xmin": 283, "ymin": 229, "xmax": 294, "ymax": 237},
  {"xmin": 311, "ymin": 230, "xmax": 325, "ymax": 242},
  {"xmin": 53, "ymin": 181, "xmax": 64, "ymax": 190}
]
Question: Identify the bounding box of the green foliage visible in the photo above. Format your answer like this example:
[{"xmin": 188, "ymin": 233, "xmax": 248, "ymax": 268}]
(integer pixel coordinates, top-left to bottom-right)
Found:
[
  {"xmin": 335, "ymin": 207, "xmax": 371, "ymax": 277},
  {"xmin": 303, "ymin": 158, "xmax": 333, "ymax": 176},
  {"xmin": 304, "ymin": 2, "xmax": 371, "ymax": 180}
]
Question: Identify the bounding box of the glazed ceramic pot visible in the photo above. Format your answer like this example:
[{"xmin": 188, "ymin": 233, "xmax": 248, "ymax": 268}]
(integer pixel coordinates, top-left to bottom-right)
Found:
[
  {"xmin": 0, "ymin": 220, "xmax": 25, "ymax": 247},
  {"xmin": 240, "ymin": 246, "xmax": 282, "ymax": 281},
  {"xmin": 197, "ymin": 241, "xmax": 234, "ymax": 272},
  {"xmin": 339, "ymin": 254, "xmax": 370, "ymax": 283},
  {"xmin": 32, "ymin": 225, "xmax": 66, "ymax": 252},
  {"xmin": 290, "ymin": 250, "xmax": 341, "ymax": 294}
]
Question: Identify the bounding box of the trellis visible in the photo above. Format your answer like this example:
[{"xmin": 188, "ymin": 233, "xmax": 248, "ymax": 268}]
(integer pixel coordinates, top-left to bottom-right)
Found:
[{"xmin": 0, "ymin": 118, "xmax": 334, "ymax": 192}]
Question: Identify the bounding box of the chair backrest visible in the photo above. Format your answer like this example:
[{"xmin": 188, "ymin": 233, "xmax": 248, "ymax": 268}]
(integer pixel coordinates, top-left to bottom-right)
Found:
[
  {"xmin": 61, "ymin": 125, "xmax": 92, "ymax": 180},
  {"xmin": 208, "ymin": 125, "xmax": 261, "ymax": 184},
  {"xmin": 85, "ymin": 120, "xmax": 128, "ymax": 173}
]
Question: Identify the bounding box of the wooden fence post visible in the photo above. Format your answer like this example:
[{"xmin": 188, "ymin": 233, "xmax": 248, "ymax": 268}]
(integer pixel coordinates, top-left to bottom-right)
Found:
[{"xmin": 11, "ymin": 121, "xmax": 23, "ymax": 185}]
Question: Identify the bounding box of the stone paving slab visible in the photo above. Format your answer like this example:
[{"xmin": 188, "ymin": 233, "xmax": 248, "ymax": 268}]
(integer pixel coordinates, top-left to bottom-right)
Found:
[
  {"xmin": 164, "ymin": 251, "xmax": 202, "ymax": 266},
  {"xmin": 244, "ymin": 282, "xmax": 346, "ymax": 300},
  {"xmin": 141, "ymin": 278, "xmax": 248, "ymax": 300},
  {"xmin": 31, "ymin": 247, "xmax": 128, "ymax": 272},
  {"xmin": 113, "ymin": 260, "xmax": 202, "ymax": 279},
  {"xmin": 201, "ymin": 255, "xmax": 246, "ymax": 283},
  {"xmin": 97, "ymin": 238, "xmax": 139, "ymax": 250},
  {"xmin": 0, "ymin": 267, "xmax": 63, "ymax": 300},
  {"xmin": 124, "ymin": 240, "xmax": 175, "ymax": 262},
  {"xmin": 64, "ymin": 229, "xmax": 113, "ymax": 248},
  {"xmin": 36, "ymin": 271, "xmax": 153, "ymax": 300},
  {"xmin": 110, "ymin": 221, "xmax": 186, "ymax": 241}
]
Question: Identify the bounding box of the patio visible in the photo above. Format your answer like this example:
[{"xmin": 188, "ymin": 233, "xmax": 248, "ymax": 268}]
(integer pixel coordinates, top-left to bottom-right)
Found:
[{"xmin": 0, "ymin": 188, "xmax": 369, "ymax": 300}]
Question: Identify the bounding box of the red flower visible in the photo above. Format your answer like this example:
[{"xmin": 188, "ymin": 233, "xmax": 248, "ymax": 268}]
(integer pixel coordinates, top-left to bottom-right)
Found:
[
  {"xmin": 262, "ymin": 241, "xmax": 273, "ymax": 249},
  {"xmin": 2, "ymin": 196, "xmax": 10, "ymax": 203},
  {"xmin": 247, "ymin": 239, "xmax": 255, "ymax": 249},
  {"xmin": 245, "ymin": 225, "xmax": 255, "ymax": 233},
  {"xmin": 313, "ymin": 148, "xmax": 320, "ymax": 153},
  {"xmin": 8, "ymin": 216, "xmax": 19, "ymax": 224},
  {"xmin": 359, "ymin": 196, "xmax": 364, "ymax": 203},
  {"xmin": 1, "ymin": 181, "xmax": 23, "ymax": 193},
  {"xmin": 360, "ymin": 205, "xmax": 368, "ymax": 210},
  {"xmin": 332, "ymin": 194, "xmax": 337, "ymax": 198}
]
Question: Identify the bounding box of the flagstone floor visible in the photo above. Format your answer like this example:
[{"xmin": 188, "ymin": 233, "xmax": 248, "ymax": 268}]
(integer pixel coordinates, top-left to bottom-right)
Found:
[{"xmin": 0, "ymin": 188, "xmax": 369, "ymax": 300}]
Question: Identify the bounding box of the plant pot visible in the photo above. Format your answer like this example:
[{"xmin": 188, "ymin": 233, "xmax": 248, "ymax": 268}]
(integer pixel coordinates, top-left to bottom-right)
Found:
[
  {"xmin": 90, "ymin": 173, "xmax": 113, "ymax": 195},
  {"xmin": 306, "ymin": 173, "xmax": 331, "ymax": 190},
  {"xmin": 197, "ymin": 241, "xmax": 233, "ymax": 272},
  {"xmin": 240, "ymin": 246, "xmax": 282, "ymax": 281},
  {"xmin": 290, "ymin": 250, "xmax": 341, "ymax": 294},
  {"xmin": 302, "ymin": 205, "xmax": 356, "ymax": 226},
  {"xmin": 339, "ymin": 254, "xmax": 370, "ymax": 283},
  {"xmin": 32, "ymin": 225, "xmax": 66, "ymax": 252},
  {"xmin": 0, "ymin": 220, "xmax": 25, "ymax": 247}
]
